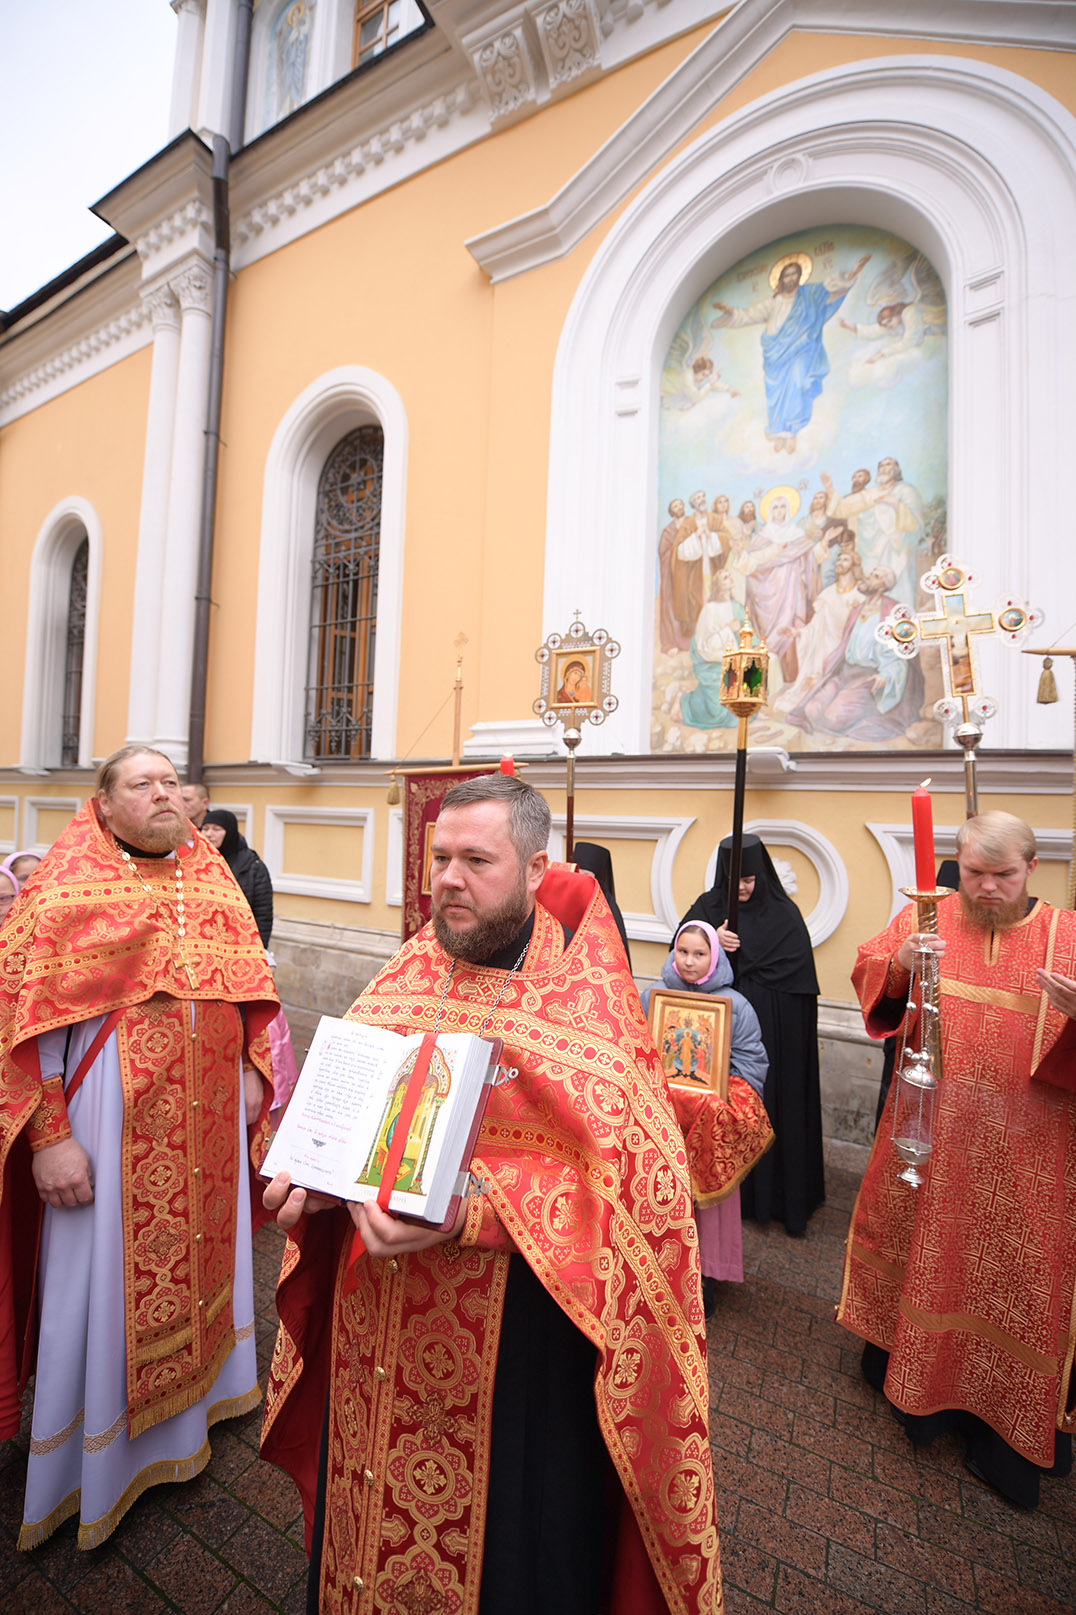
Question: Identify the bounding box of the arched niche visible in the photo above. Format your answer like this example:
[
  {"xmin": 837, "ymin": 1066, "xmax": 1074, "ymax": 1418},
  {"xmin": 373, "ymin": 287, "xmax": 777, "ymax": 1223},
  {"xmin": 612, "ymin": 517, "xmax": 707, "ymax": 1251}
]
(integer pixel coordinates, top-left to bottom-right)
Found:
[{"xmin": 543, "ymin": 57, "xmax": 1076, "ymax": 757}]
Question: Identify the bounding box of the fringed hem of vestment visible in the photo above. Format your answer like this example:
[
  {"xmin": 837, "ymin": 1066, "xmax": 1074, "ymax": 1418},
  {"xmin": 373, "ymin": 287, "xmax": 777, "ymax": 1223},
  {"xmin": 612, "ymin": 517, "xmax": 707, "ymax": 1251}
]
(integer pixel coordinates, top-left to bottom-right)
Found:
[
  {"xmin": 17, "ymin": 1383, "xmax": 261, "ymax": 1551},
  {"xmin": 127, "ymin": 1327, "xmax": 238, "ymax": 1441}
]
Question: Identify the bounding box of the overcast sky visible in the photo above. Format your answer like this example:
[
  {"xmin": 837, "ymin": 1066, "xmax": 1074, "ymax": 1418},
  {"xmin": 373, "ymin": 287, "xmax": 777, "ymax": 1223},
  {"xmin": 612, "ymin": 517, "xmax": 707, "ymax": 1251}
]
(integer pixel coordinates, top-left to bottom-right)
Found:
[{"xmin": 1, "ymin": 0, "xmax": 177, "ymax": 311}]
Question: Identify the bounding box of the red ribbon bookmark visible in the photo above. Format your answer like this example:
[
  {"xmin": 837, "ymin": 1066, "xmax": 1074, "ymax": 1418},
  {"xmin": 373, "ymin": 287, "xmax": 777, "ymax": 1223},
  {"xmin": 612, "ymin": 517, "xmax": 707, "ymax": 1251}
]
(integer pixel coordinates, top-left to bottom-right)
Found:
[{"xmin": 342, "ymin": 1030, "xmax": 438, "ymax": 1293}]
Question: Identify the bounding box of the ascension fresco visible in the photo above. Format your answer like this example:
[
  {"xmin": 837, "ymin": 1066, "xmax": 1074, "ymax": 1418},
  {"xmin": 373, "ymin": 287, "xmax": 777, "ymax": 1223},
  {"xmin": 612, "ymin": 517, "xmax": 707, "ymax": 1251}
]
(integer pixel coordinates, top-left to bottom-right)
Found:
[{"xmin": 654, "ymin": 224, "xmax": 949, "ymax": 753}]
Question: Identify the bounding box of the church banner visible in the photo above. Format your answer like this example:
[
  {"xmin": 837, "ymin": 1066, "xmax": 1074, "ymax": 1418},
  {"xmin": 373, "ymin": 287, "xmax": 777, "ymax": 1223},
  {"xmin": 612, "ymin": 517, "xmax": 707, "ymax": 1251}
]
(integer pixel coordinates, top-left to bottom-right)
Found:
[{"xmin": 400, "ymin": 768, "xmax": 497, "ymax": 942}]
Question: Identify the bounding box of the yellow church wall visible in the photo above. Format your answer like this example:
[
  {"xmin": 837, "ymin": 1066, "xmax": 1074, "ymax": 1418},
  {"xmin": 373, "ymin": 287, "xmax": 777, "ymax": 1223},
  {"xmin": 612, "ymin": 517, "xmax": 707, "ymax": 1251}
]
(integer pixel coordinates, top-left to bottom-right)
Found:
[
  {"xmin": 0, "ymin": 346, "xmax": 151, "ymax": 763},
  {"xmin": 199, "ymin": 22, "xmax": 1074, "ymax": 766},
  {"xmin": 202, "ymin": 23, "xmax": 717, "ymax": 763}
]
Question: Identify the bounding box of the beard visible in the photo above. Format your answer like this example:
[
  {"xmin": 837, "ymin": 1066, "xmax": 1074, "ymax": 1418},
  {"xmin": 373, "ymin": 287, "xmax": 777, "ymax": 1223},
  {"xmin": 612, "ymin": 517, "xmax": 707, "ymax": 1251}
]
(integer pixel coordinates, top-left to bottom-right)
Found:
[
  {"xmin": 432, "ymin": 875, "xmax": 532, "ymax": 963},
  {"xmin": 127, "ymin": 812, "xmax": 186, "ymax": 855},
  {"xmin": 959, "ymin": 887, "xmax": 1028, "ymax": 931}
]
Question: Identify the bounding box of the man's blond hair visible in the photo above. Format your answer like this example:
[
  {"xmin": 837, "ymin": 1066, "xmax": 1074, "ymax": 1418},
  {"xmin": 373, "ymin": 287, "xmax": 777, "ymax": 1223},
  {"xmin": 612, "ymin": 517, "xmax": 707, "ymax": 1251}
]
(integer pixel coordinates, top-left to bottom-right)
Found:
[
  {"xmin": 956, "ymin": 810, "xmax": 1036, "ymax": 865},
  {"xmin": 96, "ymin": 745, "xmax": 175, "ymax": 798}
]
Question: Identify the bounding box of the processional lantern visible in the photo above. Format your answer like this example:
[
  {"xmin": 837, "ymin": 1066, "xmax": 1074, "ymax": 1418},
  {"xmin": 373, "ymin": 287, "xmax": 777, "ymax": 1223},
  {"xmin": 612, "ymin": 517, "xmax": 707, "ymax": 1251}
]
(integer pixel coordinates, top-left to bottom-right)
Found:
[
  {"xmin": 718, "ymin": 618, "xmax": 769, "ymax": 937},
  {"xmin": 876, "ymin": 556, "xmax": 1042, "ymax": 817},
  {"xmin": 533, "ymin": 615, "xmax": 619, "ymax": 861}
]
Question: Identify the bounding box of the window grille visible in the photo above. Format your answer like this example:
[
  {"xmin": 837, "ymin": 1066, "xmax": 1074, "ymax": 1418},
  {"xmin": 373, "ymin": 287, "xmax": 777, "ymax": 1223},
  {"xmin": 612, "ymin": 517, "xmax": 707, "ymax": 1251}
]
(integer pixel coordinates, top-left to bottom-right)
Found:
[
  {"xmin": 61, "ymin": 537, "xmax": 88, "ymax": 767},
  {"xmin": 354, "ymin": 0, "xmax": 403, "ymax": 65},
  {"xmin": 304, "ymin": 425, "xmax": 383, "ymax": 759}
]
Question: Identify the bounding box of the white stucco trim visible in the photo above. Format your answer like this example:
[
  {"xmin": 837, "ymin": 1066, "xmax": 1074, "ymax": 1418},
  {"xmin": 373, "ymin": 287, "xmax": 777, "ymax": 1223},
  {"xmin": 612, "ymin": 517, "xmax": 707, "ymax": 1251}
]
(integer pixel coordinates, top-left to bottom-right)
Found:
[
  {"xmin": 701, "ymin": 818, "xmax": 849, "ymax": 947},
  {"xmin": 542, "ymin": 57, "xmax": 1076, "ymax": 758},
  {"xmin": 263, "ymin": 804, "xmax": 375, "ymax": 901},
  {"xmin": 547, "ymin": 811, "xmax": 695, "ymax": 941},
  {"xmin": 866, "ymin": 821, "xmax": 1074, "ymax": 923},
  {"xmin": 250, "ymin": 365, "xmax": 408, "ymax": 764},
  {"xmin": 0, "ymin": 798, "xmax": 19, "ymax": 856},
  {"xmin": 386, "ymin": 806, "xmax": 404, "ymax": 907},
  {"xmin": 19, "ymin": 499, "xmax": 104, "ymax": 773},
  {"xmin": 22, "ymin": 798, "xmax": 82, "ymax": 853}
]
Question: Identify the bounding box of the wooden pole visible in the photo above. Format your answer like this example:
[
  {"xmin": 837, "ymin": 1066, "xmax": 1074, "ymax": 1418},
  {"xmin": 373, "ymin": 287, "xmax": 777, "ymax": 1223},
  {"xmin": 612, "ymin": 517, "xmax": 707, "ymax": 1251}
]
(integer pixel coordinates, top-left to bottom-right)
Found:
[
  {"xmin": 725, "ymin": 714, "xmax": 749, "ymax": 937},
  {"xmin": 451, "ymin": 658, "xmax": 463, "ymax": 768}
]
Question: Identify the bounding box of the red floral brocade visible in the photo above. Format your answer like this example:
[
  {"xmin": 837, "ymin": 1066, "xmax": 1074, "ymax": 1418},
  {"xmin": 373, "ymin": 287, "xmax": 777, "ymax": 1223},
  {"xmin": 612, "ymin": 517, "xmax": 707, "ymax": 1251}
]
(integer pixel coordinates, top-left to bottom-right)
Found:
[
  {"xmin": 671, "ymin": 1079, "xmax": 774, "ymax": 1209},
  {"xmin": 0, "ymin": 800, "xmax": 279, "ymax": 1441},
  {"xmin": 263, "ymin": 869, "xmax": 723, "ymax": 1615},
  {"xmin": 837, "ymin": 899, "xmax": 1076, "ymax": 1467}
]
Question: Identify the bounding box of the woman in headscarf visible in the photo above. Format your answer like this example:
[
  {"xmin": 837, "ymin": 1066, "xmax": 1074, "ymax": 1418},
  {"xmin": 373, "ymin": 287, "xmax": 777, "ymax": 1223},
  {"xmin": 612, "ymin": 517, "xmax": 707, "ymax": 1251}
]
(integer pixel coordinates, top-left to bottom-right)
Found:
[
  {"xmin": 571, "ymin": 841, "xmax": 631, "ymax": 968},
  {"xmin": 679, "ymin": 833, "xmax": 823, "ymax": 1235},
  {"xmin": 0, "ymin": 850, "xmax": 40, "ymax": 888},
  {"xmin": 641, "ymin": 921, "xmax": 770, "ymax": 1313},
  {"xmin": 0, "ymin": 868, "xmax": 18, "ymax": 928},
  {"xmin": 200, "ymin": 810, "xmax": 274, "ymax": 948}
]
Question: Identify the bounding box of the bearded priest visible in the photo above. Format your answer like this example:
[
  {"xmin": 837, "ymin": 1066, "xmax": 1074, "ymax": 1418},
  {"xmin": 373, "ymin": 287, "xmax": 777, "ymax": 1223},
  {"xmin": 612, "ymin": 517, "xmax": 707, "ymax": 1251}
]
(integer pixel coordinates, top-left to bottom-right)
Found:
[
  {"xmin": 0, "ymin": 746, "xmax": 279, "ymax": 1548},
  {"xmin": 262, "ymin": 774, "xmax": 739, "ymax": 1615},
  {"xmin": 837, "ymin": 810, "xmax": 1076, "ymax": 1510}
]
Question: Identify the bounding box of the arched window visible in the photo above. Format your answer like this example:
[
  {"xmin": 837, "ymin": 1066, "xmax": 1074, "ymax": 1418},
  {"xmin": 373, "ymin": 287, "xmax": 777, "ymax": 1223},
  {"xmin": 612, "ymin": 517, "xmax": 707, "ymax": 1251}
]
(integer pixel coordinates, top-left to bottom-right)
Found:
[
  {"xmin": 21, "ymin": 499, "xmax": 103, "ymax": 773},
  {"xmin": 304, "ymin": 425, "xmax": 384, "ymax": 759},
  {"xmin": 61, "ymin": 537, "xmax": 89, "ymax": 767}
]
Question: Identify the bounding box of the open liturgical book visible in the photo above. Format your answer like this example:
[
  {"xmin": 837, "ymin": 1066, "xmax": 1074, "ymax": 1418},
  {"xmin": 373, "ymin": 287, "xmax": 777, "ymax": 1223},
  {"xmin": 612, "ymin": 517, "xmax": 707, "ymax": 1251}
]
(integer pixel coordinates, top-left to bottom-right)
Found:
[{"xmin": 261, "ymin": 1017, "xmax": 505, "ymax": 1228}]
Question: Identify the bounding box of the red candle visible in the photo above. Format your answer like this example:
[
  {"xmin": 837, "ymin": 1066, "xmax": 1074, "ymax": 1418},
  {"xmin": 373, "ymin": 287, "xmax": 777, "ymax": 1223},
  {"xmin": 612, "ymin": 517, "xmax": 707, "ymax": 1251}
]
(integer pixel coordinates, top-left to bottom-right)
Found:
[
  {"xmin": 911, "ymin": 779, "xmax": 935, "ymax": 891},
  {"xmin": 499, "ymin": 755, "xmax": 515, "ymax": 776}
]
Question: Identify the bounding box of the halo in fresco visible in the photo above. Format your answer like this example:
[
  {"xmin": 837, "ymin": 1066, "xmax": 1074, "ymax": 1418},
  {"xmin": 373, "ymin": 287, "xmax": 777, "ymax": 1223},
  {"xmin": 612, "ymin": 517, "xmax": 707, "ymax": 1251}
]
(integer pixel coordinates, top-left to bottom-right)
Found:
[{"xmin": 654, "ymin": 223, "xmax": 948, "ymax": 754}]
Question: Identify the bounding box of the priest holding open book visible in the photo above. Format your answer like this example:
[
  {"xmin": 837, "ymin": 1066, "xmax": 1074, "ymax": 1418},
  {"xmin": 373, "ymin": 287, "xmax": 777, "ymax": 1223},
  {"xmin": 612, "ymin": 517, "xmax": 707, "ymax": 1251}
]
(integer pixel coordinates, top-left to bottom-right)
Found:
[{"xmin": 262, "ymin": 775, "xmax": 765, "ymax": 1614}]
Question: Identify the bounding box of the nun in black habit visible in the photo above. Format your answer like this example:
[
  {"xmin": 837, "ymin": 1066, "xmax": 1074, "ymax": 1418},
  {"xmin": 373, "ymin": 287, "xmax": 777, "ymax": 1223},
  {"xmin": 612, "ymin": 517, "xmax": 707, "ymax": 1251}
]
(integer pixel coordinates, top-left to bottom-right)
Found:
[
  {"xmin": 571, "ymin": 841, "xmax": 632, "ymax": 969},
  {"xmin": 679, "ymin": 833, "xmax": 823, "ymax": 1235}
]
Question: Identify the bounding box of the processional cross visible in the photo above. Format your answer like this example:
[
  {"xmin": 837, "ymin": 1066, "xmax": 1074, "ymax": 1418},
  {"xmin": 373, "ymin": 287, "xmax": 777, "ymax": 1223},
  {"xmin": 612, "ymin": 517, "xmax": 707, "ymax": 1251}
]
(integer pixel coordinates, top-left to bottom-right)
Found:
[{"xmin": 877, "ymin": 557, "xmax": 1041, "ymax": 816}]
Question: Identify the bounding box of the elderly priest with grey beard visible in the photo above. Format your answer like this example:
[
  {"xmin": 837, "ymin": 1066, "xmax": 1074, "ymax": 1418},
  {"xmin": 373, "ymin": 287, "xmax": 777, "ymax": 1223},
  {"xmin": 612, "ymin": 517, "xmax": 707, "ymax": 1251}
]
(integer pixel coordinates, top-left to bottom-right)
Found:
[
  {"xmin": 0, "ymin": 745, "xmax": 278, "ymax": 1549},
  {"xmin": 838, "ymin": 809, "xmax": 1076, "ymax": 1512}
]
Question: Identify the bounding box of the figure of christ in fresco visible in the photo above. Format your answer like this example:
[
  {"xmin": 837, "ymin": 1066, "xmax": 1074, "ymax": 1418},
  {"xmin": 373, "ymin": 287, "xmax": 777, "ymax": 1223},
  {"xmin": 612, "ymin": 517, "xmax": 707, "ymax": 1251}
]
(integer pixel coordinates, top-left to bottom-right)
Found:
[
  {"xmin": 711, "ymin": 250, "xmax": 871, "ymax": 452},
  {"xmin": 788, "ymin": 566, "xmax": 925, "ymax": 742},
  {"xmin": 822, "ymin": 457, "xmax": 924, "ymax": 607},
  {"xmin": 733, "ymin": 490, "xmax": 817, "ymax": 686},
  {"xmin": 678, "ymin": 570, "xmax": 745, "ymax": 731},
  {"xmin": 775, "ymin": 545, "xmax": 865, "ymax": 714},
  {"xmin": 672, "ymin": 491, "xmax": 726, "ymax": 643},
  {"xmin": 657, "ymin": 497, "xmax": 688, "ymax": 651}
]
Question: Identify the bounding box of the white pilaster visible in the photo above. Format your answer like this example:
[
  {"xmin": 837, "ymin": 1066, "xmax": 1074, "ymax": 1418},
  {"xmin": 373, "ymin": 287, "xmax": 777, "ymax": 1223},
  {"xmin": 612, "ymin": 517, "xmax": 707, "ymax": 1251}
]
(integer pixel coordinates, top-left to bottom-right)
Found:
[
  {"xmin": 153, "ymin": 260, "xmax": 213, "ymax": 769},
  {"xmin": 196, "ymin": 0, "xmax": 238, "ymax": 143},
  {"xmin": 169, "ymin": 0, "xmax": 206, "ymax": 139},
  {"xmin": 127, "ymin": 284, "xmax": 183, "ymax": 748}
]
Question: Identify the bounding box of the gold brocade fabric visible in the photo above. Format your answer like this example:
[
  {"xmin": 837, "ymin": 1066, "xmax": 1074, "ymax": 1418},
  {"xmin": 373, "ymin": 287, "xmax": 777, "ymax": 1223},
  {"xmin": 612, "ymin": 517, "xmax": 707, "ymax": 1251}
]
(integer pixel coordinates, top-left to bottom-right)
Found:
[
  {"xmin": 263, "ymin": 881, "xmax": 722, "ymax": 1615},
  {"xmin": 837, "ymin": 900, "xmax": 1076, "ymax": 1467},
  {"xmin": 671, "ymin": 1078, "xmax": 774, "ymax": 1208},
  {"xmin": 0, "ymin": 800, "xmax": 278, "ymax": 1440}
]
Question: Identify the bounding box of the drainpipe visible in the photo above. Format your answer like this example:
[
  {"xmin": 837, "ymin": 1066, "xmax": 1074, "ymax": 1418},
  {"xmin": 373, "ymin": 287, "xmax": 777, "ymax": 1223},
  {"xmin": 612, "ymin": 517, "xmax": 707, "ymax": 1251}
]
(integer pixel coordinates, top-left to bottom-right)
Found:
[{"xmin": 187, "ymin": 0, "xmax": 254, "ymax": 782}]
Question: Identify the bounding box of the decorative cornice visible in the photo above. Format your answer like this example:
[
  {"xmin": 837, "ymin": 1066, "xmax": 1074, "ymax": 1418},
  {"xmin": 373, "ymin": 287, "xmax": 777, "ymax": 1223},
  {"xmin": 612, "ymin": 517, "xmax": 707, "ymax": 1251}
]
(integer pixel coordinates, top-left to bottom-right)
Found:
[
  {"xmin": 135, "ymin": 199, "xmax": 212, "ymax": 263},
  {"xmin": 233, "ymin": 80, "xmax": 477, "ymax": 249},
  {"xmin": 472, "ymin": 20, "xmax": 541, "ymax": 121},
  {"xmin": 533, "ymin": 0, "xmax": 603, "ymax": 93},
  {"xmin": 0, "ymin": 300, "xmax": 151, "ymax": 414},
  {"xmin": 465, "ymin": 0, "xmax": 1076, "ymax": 280}
]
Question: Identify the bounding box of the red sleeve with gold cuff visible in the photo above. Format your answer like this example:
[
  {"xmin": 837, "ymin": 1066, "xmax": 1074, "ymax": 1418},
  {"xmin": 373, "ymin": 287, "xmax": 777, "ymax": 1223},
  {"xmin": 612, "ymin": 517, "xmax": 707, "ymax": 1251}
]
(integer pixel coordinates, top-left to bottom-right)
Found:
[{"xmin": 23, "ymin": 1076, "xmax": 71, "ymax": 1152}]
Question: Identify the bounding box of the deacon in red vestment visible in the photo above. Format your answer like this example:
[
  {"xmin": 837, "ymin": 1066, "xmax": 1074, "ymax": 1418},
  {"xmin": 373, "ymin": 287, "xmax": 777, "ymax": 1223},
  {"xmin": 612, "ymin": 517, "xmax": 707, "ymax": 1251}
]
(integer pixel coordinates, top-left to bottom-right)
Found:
[
  {"xmin": 837, "ymin": 810, "xmax": 1076, "ymax": 1509},
  {"xmin": 262, "ymin": 775, "xmax": 726, "ymax": 1615},
  {"xmin": 0, "ymin": 747, "xmax": 278, "ymax": 1547}
]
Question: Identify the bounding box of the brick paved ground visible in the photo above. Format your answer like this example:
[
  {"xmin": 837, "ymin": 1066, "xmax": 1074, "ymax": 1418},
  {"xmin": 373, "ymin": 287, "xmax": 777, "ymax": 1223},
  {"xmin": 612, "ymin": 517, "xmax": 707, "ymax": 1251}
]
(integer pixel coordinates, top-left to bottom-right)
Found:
[{"xmin": 1, "ymin": 1164, "xmax": 1073, "ymax": 1613}]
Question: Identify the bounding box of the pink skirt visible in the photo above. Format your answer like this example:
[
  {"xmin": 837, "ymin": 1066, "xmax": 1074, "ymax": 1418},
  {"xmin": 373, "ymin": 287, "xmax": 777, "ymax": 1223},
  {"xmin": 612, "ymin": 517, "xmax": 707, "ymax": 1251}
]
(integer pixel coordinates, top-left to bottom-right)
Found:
[{"xmin": 696, "ymin": 1195, "xmax": 743, "ymax": 1283}]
